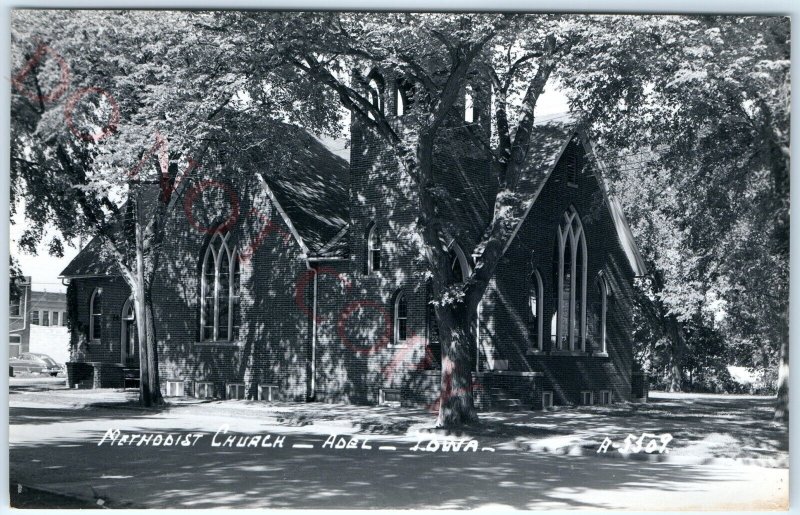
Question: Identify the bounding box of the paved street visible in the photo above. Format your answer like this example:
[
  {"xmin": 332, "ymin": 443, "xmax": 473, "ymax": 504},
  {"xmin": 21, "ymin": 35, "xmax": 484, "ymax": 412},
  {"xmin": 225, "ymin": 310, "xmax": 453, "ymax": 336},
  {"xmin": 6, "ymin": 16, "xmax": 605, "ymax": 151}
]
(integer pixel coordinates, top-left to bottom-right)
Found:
[{"xmin": 8, "ymin": 379, "xmax": 789, "ymax": 510}]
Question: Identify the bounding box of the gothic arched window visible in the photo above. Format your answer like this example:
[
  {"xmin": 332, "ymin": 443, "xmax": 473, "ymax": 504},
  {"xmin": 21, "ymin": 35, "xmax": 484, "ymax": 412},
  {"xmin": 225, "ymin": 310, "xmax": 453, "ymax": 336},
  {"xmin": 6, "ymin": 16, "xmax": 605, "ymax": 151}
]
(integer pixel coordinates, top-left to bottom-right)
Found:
[
  {"xmin": 366, "ymin": 71, "xmax": 384, "ymax": 119},
  {"xmin": 394, "ymin": 290, "xmax": 408, "ymax": 344},
  {"xmin": 464, "ymin": 84, "xmax": 475, "ymax": 123},
  {"xmin": 529, "ymin": 270, "xmax": 544, "ymax": 351},
  {"xmin": 89, "ymin": 287, "xmax": 103, "ymax": 341},
  {"xmin": 596, "ymin": 275, "xmax": 610, "ymax": 354},
  {"xmin": 555, "ymin": 207, "xmax": 587, "ymax": 351},
  {"xmin": 424, "ymin": 280, "xmax": 441, "ymax": 369},
  {"xmin": 367, "ymin": 223, "xmax": 381, "ymax": 273},
  {"xmin": 396, "ymin": 88, "xmax": 406, "ymax": 116},
  {"xmin": 395, "ymin": 78, "xmax": 415, "ymax": 117},
  {"xmin": 449, "ymin": 243, "xmax": 469, "ymax": 284},
  {"xmin": 201, "ymin": 231, "xmax": 241, "ymax": 342}
]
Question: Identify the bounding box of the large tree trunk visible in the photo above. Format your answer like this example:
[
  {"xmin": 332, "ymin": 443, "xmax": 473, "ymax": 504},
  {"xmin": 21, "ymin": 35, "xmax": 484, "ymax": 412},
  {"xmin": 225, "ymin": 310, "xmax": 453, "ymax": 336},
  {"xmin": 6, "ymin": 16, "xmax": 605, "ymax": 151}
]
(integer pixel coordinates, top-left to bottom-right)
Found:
[
  {"xmin": 647, "ymin": 266, "xmax": 687, "ymax": 393},
  {"xmin": 413, "ymin": 134, "xmax": 483, "ymax": 428},
  {"xmin": 133, "ymin": 212, "xmax": 163, "ymax": 407},
  {"xmin": 144, "ymin": 285, "xmax": 164, "ymax": 406},
  {"xmin": 134, "ymin": 290, "xmax": 152, "ymax": 406},
  {"xmin": 435, "ymin": 302, "xmax": 479, "ymax": 427},
  {"xmin": 666, "ymin": 315, "xmax": 686, "ymax": 392}
]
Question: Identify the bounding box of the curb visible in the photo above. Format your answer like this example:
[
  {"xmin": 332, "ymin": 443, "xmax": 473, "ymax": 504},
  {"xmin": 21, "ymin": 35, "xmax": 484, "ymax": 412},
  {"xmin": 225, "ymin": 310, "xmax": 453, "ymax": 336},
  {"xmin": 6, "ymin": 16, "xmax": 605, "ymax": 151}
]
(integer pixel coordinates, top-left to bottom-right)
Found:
[{"xmin": 11, "ymin": 480, "xmax": 139, "ymax": 509}]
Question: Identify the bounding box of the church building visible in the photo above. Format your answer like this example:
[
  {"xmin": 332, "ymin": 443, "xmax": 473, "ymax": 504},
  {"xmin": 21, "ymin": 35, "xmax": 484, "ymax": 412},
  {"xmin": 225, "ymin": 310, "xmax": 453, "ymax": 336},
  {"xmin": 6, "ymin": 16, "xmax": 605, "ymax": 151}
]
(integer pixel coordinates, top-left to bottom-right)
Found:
[{"xmin": 60, "ymin": 70, "xmax": 648, "ymax": 410}]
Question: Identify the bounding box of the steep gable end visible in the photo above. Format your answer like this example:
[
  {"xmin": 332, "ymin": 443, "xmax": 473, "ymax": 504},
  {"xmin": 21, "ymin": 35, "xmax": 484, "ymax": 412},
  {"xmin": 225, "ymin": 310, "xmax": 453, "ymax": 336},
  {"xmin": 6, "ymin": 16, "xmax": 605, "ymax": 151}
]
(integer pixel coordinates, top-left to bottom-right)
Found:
[{"xmin": 503, "ymin": 113, "xmax": 647, "ymax": 277}]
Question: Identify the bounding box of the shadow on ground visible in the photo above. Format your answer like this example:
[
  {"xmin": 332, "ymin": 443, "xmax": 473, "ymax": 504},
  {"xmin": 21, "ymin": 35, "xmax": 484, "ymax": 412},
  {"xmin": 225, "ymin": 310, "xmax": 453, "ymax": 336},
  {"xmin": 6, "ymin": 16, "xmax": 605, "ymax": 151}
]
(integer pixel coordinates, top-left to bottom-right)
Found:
[
  {"xmin": 8, "ymin": 394, "xmax": 788, "ymax": 510},
  {"xmin": 7, "ymin": 414, "xmax": 757, "ymax": 510}
]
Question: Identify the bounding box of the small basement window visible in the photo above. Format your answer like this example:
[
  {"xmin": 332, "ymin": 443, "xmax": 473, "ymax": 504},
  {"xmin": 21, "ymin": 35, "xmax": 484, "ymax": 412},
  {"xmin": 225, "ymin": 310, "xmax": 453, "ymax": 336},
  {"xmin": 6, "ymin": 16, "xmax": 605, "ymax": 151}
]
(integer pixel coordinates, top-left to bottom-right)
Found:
[
  {"xmin": 581, "ymin": 391, "xmax": 593, "ymax": 406},
  {"xmin": 379, "ymin": 388, "xmax": 402, "ymax": 405},
  {"xmin": 226, "ymin": 383, "xmax": 246, "ymax": 400},
  {"xmin": 195, "ymin": 381, "xmax": 215, "ymax": 399},
  {"xmin": 258, "ymin": 384, "xmax": 279, "ymax": 402},
  {"xmin": 165, "ymin": 380, "xmax": 185, "ymax": 397},
  {"xmin": 542, "ymin": 391, "xmax": 554, "ymax": 410}
]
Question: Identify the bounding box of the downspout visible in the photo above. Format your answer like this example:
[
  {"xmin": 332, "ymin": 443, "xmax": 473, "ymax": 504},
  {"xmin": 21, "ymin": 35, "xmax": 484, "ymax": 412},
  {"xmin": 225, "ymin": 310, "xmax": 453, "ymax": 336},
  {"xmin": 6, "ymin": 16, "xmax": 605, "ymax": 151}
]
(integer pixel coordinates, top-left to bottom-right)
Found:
[
  {"xmin": 304, "ymin": 259, "xmax": 317, "ymax": 401},
  {"xmin": 476, "ymin": 302, "xmax": 481, "ymax": 374}
]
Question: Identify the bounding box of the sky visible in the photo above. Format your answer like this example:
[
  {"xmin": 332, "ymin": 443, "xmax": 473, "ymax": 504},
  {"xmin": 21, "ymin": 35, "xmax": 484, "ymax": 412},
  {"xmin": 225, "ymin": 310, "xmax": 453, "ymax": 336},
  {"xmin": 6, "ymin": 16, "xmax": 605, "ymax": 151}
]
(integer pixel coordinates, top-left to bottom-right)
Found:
[
  {"xmin": 11, "ymin": 201, "xmax": 79, "ymax": 293},
  {"xmin": 11, "ymin": 87, "xmax": 570, "ymax": 294}
]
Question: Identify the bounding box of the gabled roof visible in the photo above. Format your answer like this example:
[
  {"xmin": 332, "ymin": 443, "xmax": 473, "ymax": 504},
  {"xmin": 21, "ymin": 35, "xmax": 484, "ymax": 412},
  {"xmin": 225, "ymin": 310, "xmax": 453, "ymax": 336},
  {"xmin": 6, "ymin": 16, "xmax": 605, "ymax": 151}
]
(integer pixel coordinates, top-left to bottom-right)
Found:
[
  {"xmin": 59, "ymin": 185, "xmax": 161, "ymax": 279},
  {"xmin": 59, "ymin": 236, "xmax": 122, "ymax": 279},
  {"xmin": 503, "ymin": 112, "xmax": 648, "ymax": 277},
  {"xmin": 61, "ymin": 122, "xmax": 350, "ymax": 279},
  {"xmin": 255, "ymin": 124, "xmax": 349, "ymax": 256}
]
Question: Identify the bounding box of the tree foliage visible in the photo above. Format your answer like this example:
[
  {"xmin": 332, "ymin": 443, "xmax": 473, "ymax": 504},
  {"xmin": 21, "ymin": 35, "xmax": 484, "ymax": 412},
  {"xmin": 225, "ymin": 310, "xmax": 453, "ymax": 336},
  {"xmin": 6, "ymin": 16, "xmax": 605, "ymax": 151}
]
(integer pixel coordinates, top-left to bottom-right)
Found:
[
  {"xmin": 10, "ymin": 11, "xmax": 789, "ymax": 422},
  {"xmin": 566, "ymin": 16, "xmax": 789, "ymax": 419}
]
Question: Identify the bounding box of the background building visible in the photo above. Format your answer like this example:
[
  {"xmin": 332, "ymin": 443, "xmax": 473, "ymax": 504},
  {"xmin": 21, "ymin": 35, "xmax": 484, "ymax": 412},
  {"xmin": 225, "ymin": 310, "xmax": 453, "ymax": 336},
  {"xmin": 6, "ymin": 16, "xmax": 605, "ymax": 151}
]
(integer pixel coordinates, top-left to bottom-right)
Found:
[
  {"xmin": 10, "ymin": 278, "xmax": 69, "ymax": 363},
  {"xmin": 28, "ymin": 290, "xmax": 69, "ymax": 364},
  {"xmin": 9, "ymin": 276, "xmax": 32, "ymax": 358}
]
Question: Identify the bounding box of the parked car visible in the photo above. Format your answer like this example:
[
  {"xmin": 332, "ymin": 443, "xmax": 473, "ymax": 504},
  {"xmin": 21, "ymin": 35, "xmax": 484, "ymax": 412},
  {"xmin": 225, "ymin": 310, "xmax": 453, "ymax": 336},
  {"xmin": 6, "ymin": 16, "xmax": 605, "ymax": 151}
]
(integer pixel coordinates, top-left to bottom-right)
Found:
[{"xmin": 9, "ymin": 352, "xmax": 63, "ymax": 376}]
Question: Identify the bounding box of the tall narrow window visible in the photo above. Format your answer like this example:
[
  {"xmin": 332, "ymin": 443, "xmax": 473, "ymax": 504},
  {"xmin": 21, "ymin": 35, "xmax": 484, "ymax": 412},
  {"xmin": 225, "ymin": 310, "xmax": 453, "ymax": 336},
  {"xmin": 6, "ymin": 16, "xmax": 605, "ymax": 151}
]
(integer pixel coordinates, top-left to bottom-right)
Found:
[
  {"xmin": 597, "ymin": 275, "xmax": 609, "ymax": 354},
  {"xmin": 366, "ymin": 72, "xmax": 384, "ymax": 119},
  {"xmin": 425, "ymin": 280, "xmax": 441, "ymax": 369},
  {"xmin": 566, "ymin": 150, "xmax": 579, "ymax": 185},
  {"xmin": 528, "ymin": 270, "xmax": 544, "ymax": 351},
  {"xmin": 394, "ymin": 291, "xmax": 408, "ymax": 344},
  {"xmin": 121, "ymin": 297, "xmax": 137, "ymax": 362},
  {"xmin": 10, "ymin": 299, "xmax": 20, "ymax": 318},
  {"xmin": 89, "ymin": 288, "xmax": 103, "ymax": 341},
  {"xmin": 554, "ymin": 207, "xmax": 587, "ymax": 351},
  {"xmin": 395, "ymin": 78, "xmax": 414, "ymax": 116},
  {"xmin": 449, "ymin": 243, "xmax": 469, "ymax": 284},
  {"xmin": 367, "ymin": 224, "xmax": 381, "ymax": 273},
  {"xmin": 31, "ymin": 310, "xmax": 39, "ymax": 325},
  {"xmin": 200, "ymin": 231, "xmax": 240, "ymax": 342},
  {"xmin": 52, "ymin": 311, "xmax": 59, "ymax": 326},
  {"xmin": 202, "ymin": 244, "xmax": 215, "ymax": 341},
  {"xmin": 464, "ymin": 85, "xmax": 475, "ymax": 123},
  {"xmin": 217, "ymin": 245, "xmax": 231, "ymax": 341},
  {"xmin": 451, "ymin": 252, "xmax": 464, "ymax": 283},
  {"xmin": 396, "ymin": 88, "xmax": 405, "ymax": 116},
  {"xmin": 43, "ymin": 311, "xmax": 50, "ymax": 327},
  {"xmin": 231, "ymin": 257, "xmax": 241, "ymax": 341}
]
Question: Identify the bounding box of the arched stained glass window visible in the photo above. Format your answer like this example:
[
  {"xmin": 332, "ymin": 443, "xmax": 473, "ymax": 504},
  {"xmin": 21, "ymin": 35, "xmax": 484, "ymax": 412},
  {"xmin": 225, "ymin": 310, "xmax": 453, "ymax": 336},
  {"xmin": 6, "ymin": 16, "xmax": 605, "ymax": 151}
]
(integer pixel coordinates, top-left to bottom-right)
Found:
[
  {"xmin": 529, "ymin": 270, "xmax": 543, "ymax": 351},
  {"xmin": 367, "ymin": 223, "xmax": 381, "ymax": 273},
  {"xmin": 554, "ymin": 207, "xmax": 587, "ymax": 351},
  {"xmin": 89, "ymin": 288, "xmax": 103, "ymax": 341},
  {"xmin": 394, "ymin": 290, "xmax": 408, "ymax": 344},
  {"xmin": 449, "ymin": 243, "xmax": 469, "ymax": 284},
  {"xmin": 396, "ymin": 88, "xmax": 406, "ymax": 116},
  {"xmin": 200, "ymin": 231, "xmax": 241, "ymax": 342},
  {"xmin": 366, "ymin": 71, "xmax": 384, "ymax": 119},
  {"xmin": 597, "ymin": 275, "xmax": 609, "ymax": 354},
  {"xmin": 464, "ymin": 84, "xmax": 475, "ymax": 123}
]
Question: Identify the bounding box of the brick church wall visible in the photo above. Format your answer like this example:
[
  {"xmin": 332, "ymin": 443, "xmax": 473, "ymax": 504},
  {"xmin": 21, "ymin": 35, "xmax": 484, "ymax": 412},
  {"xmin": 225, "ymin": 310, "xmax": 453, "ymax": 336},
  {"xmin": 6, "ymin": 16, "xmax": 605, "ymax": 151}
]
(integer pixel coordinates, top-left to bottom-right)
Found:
[
  {"xmin": 69, "ymin": 276, "xmax": 132, "ymax": 365},
  {"xmin": 153, "ymin": 147, "xmax": 312, "ymax": 401},
  {"xmin": 64, "ymin": 75, "xmax": 641, "ymax": 410},
  {"xmin": 483, "ymin": 137, "xmax": 637, "ymax": 406}
]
